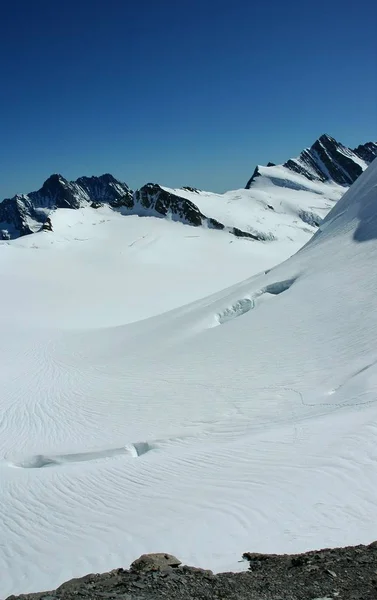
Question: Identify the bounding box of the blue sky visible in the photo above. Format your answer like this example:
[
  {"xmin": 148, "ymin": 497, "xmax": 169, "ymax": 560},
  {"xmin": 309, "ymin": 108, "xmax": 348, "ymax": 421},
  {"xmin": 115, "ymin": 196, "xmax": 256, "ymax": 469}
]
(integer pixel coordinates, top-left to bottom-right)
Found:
[{"xmin": 1, "ymin": 0, "xmax": 376, "ymax": 198}]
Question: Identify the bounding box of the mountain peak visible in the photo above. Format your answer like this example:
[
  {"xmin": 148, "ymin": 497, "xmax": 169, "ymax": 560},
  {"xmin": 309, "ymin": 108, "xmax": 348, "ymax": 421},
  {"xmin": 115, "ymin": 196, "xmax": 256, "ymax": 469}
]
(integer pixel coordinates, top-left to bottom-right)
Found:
[
  {"xmin": 318, "ymin": 133, "xmax": 337, "ymax": 144},
  {"xmin": 246, "ymin": 136, "xmax": 377, "ymax": 189},
  {"xmin": 98, "ymin": 173, "xmax": 118, "ymax": 183},
  {"xmin": 41, "ymin": 173, "xmax": 67, "ymax": 188}
]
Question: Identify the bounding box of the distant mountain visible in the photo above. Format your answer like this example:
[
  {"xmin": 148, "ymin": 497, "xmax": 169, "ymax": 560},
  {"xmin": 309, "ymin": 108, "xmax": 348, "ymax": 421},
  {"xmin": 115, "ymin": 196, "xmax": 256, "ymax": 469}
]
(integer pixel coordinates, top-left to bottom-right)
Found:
[
  {"xmin": 0, "ymin": 174, "xmax": 133, "ymax": 239},
  {"xmin": 246, "ymin": 134, "xmax": 377, "ymax": 188},
  {"xmin": 1, "ymin": 134, "xmax": 376, "ymax": 241},
  {"xmin": 0, "ymin": 177, "xmax": 265, "ymax": 241}
]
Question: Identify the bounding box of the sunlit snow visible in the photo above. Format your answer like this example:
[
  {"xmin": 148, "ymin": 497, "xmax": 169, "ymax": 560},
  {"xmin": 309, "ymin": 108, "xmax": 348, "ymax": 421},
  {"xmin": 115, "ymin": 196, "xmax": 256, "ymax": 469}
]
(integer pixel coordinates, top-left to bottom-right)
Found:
[{"xmin": 1, "ymin": 162, "xmax": 377, "ymax": 597}]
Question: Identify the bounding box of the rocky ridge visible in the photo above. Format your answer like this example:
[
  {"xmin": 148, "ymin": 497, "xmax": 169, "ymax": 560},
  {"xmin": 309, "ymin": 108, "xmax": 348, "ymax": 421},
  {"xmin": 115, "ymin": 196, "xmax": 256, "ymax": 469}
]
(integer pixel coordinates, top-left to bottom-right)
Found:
[
  {"xmin": 7, "ymin": 542, "xmax": 377, "ymax": 600},
  {"xmin": 246, "ymin": 134, "xmax": 377, "ymax": 188},
  {"xmin": 1, "ymin": 135, "xmax": 376, "ymax": 241},
  {"xmin": 0, "ymin": 177, "xmax": 261, "ymax": 241}
]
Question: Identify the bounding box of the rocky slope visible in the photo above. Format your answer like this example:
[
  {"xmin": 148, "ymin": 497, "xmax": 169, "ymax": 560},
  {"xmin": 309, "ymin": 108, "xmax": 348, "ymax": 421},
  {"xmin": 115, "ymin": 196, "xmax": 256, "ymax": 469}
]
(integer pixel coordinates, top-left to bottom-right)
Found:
[
  {"xmin": 7, "ymin": 543, "xmax": 377, "ymax": 600},
  {"xmin": 246, "ymin": 134, "xmax": 377, "ymax": 188}
]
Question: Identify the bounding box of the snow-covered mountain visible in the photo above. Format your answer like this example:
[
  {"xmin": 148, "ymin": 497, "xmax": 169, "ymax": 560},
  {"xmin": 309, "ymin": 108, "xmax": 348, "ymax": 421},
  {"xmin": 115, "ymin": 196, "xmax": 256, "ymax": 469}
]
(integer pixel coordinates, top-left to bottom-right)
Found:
[
  {"xmin": 0, "ymin": 173, "xmax": 133, "ymax": 238},
  {"xmin": 1, "ymin": 135, "xmax": 375, "ymax": 243},
  {"xmin": 246, "ymin": 134, "xmax": 377, "ymax": 187},
  {"xmin": 1, "ymin": 140, "xmax": 377, "ymax": 597}
]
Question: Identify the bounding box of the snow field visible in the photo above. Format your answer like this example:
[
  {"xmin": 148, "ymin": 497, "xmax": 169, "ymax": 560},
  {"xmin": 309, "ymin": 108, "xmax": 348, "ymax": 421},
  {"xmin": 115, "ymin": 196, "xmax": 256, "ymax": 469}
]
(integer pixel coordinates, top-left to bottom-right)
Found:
[{"xmin": 1, "ymin": 162, "xmax": 377, "ymax": 597}]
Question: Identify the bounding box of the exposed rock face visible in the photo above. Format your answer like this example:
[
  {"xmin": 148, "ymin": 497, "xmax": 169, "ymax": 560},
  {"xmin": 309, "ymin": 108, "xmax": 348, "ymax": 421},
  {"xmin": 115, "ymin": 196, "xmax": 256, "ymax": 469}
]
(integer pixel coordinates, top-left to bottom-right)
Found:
[
  {"xmin": 0, "ymin": 195, "xmax": 37, "ymax": 237},
  {"xmin": 135, "ymin": 183, "xmax": 204, "ymax": 226},
  {"xmin": 0, "ymin": 174, "xmax": 133, "ymax": 239},
  {"xmin": 41, "ymin": 216, "xmax": 53, "ymax": 232},
  {"xmin": 354, "ymin": 141, "xmax": 377, "ymax": 164},
  {"xmin": 181, "ymin": 186, "xmax": 200, "ymax": 193},
  {"xmin": 246, "ymin": 134, "xmax": 377, "ymax": 188},
  {"xmin": 75, "ymin": 174, "xmax": 134, "ymax": 209},
  {"xmin": 6, "ymin": 543, "xmax": 377, "ymax": 600}
]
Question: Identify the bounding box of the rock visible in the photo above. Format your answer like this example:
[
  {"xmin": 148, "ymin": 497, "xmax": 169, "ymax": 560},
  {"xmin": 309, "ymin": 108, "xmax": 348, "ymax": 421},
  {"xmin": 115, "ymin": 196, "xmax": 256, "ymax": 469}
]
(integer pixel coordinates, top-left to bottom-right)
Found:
[
  {"xmin": 181, "ymin": 186, "xmax": 200, "ymax": 193},
  {"xmin": 182, "ymin": 565, "xmax": 214, "ymax": 577},
  {"xmin": 130, "ymin": 553, "xmax": 181, "ymax": 573},
  {"xmin": 41, "ymin": 217, "xmax": 53, "ymax": 232},
  {"xmin": 232, "ymin": 227, "xmax": 261, "ymax": 241},
  {"xmin": 283, "ymin": 134, "xmax": 369, "ymax": 185},
  {"xmin": 353, "ymin": 141, "xmax": 377, "ymax": 164},
  {"xmin": 5, "ymin": 542, "xmax": 377, "ymax": 599},
  {"xmin": 135, "ymin": 183, "xmax": 204, "ymax": 227},
  {"xmin": 245, "ymin": 165, "xmax": 261, "ymax": 187},
  {"xmin": 290, "ymin": 555, "xmax": 310, "ymax": 568}
]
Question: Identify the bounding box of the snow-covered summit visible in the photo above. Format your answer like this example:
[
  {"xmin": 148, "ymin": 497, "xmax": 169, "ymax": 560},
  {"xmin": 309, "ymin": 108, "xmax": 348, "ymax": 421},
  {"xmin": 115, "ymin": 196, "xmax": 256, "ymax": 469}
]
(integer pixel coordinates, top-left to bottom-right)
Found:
[{"xmin": 246, "ymin": 134, "xmax": 377, "ymax": 188}]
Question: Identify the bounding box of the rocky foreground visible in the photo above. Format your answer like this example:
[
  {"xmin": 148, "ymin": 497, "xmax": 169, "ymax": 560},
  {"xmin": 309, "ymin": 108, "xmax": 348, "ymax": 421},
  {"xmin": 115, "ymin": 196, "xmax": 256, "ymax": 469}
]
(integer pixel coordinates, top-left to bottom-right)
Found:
[{"xmin": 7, "ymin": 542, "xmax": 377, "ymax": 600}]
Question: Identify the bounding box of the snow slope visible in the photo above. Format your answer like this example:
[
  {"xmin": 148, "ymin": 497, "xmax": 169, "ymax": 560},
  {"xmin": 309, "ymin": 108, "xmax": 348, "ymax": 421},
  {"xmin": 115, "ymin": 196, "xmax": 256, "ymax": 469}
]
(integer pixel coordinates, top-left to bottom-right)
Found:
[
  {"xmin": 1, "ymin": 161, "xmax": 377, "ymax": 597},
  {"xmin": 162, "ymin": 170, "xmax": 343, "ymax": 245},
  {"xmin": 0, "ymin": 205, "xmax": 303, "ymax": 330}
]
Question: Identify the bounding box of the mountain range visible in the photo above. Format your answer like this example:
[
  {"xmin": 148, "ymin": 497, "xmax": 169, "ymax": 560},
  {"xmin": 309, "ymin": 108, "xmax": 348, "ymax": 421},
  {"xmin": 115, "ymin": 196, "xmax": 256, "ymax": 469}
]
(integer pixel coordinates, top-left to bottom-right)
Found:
[{"xmin": 1, "ymin": 134, "xmax": 376, "ymax": 241}]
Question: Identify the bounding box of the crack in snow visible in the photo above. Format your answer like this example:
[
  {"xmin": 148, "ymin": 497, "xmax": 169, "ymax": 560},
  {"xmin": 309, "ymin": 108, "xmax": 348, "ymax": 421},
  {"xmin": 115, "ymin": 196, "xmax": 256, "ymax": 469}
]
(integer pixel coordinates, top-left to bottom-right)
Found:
[{"xmin": 6, "ymin": 442, "xmax": 153, "ymax": 469}]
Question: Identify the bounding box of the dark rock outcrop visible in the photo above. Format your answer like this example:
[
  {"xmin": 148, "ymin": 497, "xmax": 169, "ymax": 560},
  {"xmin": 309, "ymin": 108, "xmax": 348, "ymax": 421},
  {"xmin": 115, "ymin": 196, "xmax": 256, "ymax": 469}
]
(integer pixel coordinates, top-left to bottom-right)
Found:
[
  {"xmin": 353, "ymin": 141, "xmax": 377, "ymax": 164},
  {"xmin": 246, "ymin": 134, "xmax": 377, "ymax": 188},
  {"xmin": 284, "ymin": 134, "xmax": 363, "ymax": 185},
  {"xmin": 135, "ymin": 183, "xmax": 204, "ymax": 226},
  {"xmin": 0, "ymin": 195, "xmax": 37, "ymax": 238},
  {"xmin": 33, "ymin": 174, "xmax": 83, "ymax": 209},
  {"xmin": 75, "ymin": 174, "xmax": 134, "ymax": 209},
  {"xmin": 7, "ymin": 542, "xmax": 377, "ymax": 600},
  {"xmin": 181, "ymin": 186, "xmax": 200, "ymax": 193},
  {"xmin": 41, "ymin": 217, "xmax": 53, "ymax": 232},
  {"xmin": 232, "ymin": 226, "xmax": 261, "ymax": 240},
  {"xmin": 246, "ymin": 166, "xmax": 262, "ymax": 187}
]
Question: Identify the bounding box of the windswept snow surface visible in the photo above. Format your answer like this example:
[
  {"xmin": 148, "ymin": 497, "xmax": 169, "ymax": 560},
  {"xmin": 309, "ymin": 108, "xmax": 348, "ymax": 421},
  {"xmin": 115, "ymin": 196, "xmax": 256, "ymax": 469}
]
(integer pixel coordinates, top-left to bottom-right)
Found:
[{"xmin": 1, "ymin": 162, "xmax": 377, "ymax": 597}]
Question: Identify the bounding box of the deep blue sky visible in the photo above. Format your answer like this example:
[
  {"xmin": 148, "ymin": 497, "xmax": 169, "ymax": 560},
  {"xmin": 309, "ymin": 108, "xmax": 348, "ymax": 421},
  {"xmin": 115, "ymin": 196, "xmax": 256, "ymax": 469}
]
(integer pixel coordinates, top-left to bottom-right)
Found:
[{"xmin": 1, "ymin": 0, "xmax": 376, "ymax": 198}]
